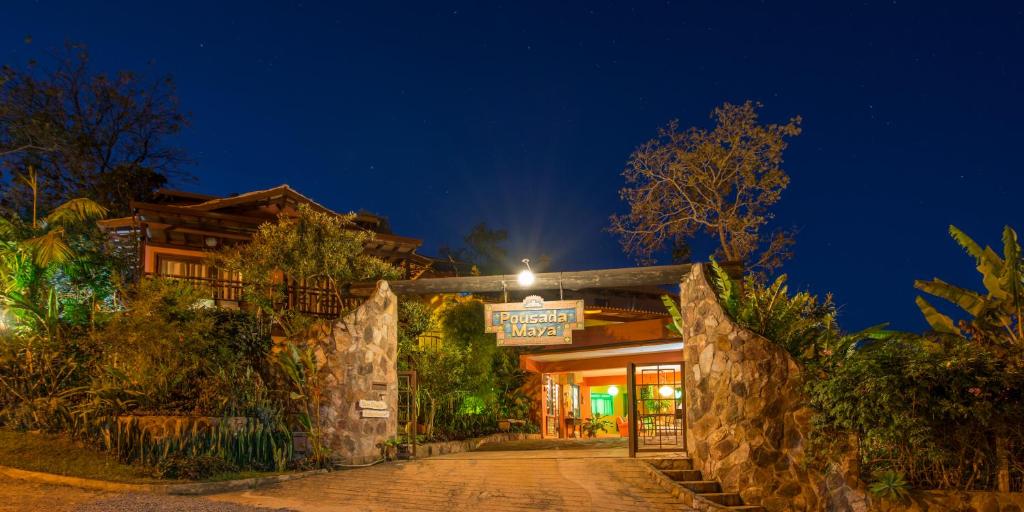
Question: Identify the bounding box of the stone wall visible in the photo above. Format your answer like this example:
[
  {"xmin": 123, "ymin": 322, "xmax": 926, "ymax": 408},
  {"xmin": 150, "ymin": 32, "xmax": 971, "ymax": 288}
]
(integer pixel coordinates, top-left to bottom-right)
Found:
[
  {"xmin": 679, "ymin": 264, "xmax": 867, "ymax": 512},
  {"xmin": 413, "ymin": 432, "xmax": 541, "ymax": 459},
  {"xmin": 314, "ymin": 281, "xmax": 398, "ymax": 465}
]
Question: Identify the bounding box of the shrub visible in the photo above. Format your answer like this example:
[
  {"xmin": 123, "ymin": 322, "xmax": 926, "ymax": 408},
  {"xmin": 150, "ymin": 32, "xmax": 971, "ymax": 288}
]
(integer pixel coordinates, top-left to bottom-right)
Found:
[
  {"xmin": 89, "ymin": 279, "xmax": 274, "ymax": 417},
  {"xmin": 155, "ymin": 453, "xmax": 238, "ymax": 480},
  {"xmin": 708, "ymin": 261, "xmax": 843, "ymax": 363}
]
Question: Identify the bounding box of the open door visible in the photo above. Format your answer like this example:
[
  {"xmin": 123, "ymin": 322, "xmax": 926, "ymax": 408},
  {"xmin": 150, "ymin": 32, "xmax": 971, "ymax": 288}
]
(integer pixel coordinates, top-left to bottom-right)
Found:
[{"xmin": 628, "ymin": 362, "xmax": 686, "ymax": 457}]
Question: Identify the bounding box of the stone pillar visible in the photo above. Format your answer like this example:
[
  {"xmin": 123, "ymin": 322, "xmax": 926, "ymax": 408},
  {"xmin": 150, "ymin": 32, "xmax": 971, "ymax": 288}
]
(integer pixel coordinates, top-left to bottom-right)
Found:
[
  {"xmin": 315, "ymin": 281, "xmax": 398, "ymax": 465},
  {"xmin": 680, "ymin": 264, "xmax": 867, "ymax": 512}
]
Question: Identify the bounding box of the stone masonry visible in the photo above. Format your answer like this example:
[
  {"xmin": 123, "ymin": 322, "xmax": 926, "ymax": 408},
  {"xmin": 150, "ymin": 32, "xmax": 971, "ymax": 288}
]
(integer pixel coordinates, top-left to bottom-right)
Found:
[
  {"xmin": 314, "ymin": 280, "xmax": 398, "ymax": 465},
  {"xmin": 680, "ymin": 264, "xmax": 866, "ymax": 512}
]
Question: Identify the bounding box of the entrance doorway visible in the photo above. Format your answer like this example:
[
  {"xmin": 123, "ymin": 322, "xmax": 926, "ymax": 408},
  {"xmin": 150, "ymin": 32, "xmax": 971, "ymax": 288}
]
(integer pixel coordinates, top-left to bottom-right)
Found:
[{"xmin": 627, "ymin": 362, "xmax": 686, "ymax": 457}]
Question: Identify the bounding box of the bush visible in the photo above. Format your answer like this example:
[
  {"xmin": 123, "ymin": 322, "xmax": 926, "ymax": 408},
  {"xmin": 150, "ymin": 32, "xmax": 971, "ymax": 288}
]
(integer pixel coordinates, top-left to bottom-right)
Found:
[
  {"xmin": 89, "ymin": 279, "xmax": 274, "ymax": 416},
  {"xmin": 0, "ymin": 331, "xmax": 87, "ymax": 431},
  {"xmin": 155, "ymin": 453, "xmax": 238, "ymax": 480},
  {"xmin": 808, "ymin": 334, "xmax": 1024, "ymax": 490}
]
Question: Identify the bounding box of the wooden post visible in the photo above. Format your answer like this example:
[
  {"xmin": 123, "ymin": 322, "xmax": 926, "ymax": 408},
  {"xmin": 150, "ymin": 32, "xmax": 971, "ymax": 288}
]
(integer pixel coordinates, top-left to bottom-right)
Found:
[
  {"xmin": 997, "ymin": 435, "xmax": 1010, "ymax": 492},
  {"xmin": 627, "ymin": 363, "xmax": 637, "ymax": 458}
]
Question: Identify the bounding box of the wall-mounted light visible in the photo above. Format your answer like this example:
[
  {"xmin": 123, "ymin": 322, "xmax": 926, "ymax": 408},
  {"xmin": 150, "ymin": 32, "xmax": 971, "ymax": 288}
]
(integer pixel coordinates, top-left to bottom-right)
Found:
[
  {"xmin": 517, "ymin": 258, "xmax": 535, "ymax": 287},
  {"xmin": 204, "ymin": 236, "xmax": 219, "ymax": 248},
  {"xmin": 607, "ymin": 385, "xmax": 619, "ymax": 397}
]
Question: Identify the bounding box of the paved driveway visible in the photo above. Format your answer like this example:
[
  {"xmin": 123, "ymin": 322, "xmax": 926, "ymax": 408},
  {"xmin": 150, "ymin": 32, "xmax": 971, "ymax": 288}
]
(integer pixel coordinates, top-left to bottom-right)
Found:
[
  {"xmin": 212, "ymin": 438, "xmax": 692, "ymax": 511},
  {"xmin": 0, "ymin": 439, "xmax": 691, "ymax": 511}
]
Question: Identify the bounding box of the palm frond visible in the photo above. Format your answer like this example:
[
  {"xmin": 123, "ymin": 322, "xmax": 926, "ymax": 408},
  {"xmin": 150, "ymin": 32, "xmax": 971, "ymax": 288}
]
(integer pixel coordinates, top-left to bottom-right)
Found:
[
  {"xmin": 660, "ymin": 294, "xmax": 684, "ymax": 336},
  {"xmin": 949, "ymin": 225, "xmax": 987, "ymax": 263},
  {"xmin": 914, "ymin": 296, "xmax": 960, "ymax": 335},
  {"xmin": 913, "ymin": 278, "xmax": 985, "ymax": 316},
  {"xmin": 23, "ymin": 229, "xmax": 73, "ymax": 267},
  {"xmin": 1000, "ymin": 226, "xmax": 1023, "ymax": 337},
  {"xmin": 0, "ymin": 217, "xmax": 17, "ymax": 240},
  {"xmin": 43, "ymin": 198, "xmax": 109, "ymax": 227}
]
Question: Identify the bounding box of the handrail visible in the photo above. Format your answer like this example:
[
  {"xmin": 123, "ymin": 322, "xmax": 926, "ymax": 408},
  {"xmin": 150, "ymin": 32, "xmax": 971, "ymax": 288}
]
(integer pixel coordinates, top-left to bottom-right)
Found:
[{"xmin": 146, "ymin": 273, "xmax": 362, "ymax": 318}]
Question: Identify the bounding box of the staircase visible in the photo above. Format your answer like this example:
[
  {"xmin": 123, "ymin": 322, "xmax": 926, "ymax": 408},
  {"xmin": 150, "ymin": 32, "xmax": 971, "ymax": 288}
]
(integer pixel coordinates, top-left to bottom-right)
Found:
[{"xmin": 641, "ymin": 457, "xmax": 765, "ymax": 511}]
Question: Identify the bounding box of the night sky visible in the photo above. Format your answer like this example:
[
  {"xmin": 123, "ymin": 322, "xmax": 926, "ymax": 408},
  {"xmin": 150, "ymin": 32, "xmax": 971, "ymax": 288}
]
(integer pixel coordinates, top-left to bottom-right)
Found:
[{"xmin": 4, "ymin": 1, "xmax": 1023, "ymax": 332}]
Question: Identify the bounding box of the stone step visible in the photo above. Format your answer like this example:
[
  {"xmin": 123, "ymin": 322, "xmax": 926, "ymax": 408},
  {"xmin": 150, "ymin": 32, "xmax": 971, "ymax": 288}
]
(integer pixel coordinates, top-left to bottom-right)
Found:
[
  {"xmin": 699, "ymin": 492, "xmax": 744, "ymax": 507},
  {"xmin": 679, "ymin": 480, "xmax": 722, "ymax": 493},
  {"xmin": 661, "ymin": 469, "xmax": 703, "ymax": 481},
  {"xmin": 645, "ymin": 457, "xmax": 694, "ymax": 471}
]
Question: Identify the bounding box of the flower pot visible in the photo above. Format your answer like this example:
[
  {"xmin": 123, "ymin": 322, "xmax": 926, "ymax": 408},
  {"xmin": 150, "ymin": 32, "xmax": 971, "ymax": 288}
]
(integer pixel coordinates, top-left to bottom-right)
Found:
[{"xmin": 498, "ymin": 420, "xmax": 511, "ymax": 431}]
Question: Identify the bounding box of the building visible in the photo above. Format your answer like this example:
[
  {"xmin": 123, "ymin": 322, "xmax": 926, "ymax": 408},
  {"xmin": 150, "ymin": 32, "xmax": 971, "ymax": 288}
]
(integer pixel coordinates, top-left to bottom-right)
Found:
[{"xmin": 98, "ymin": 184, "xmax": 433, "ymax": 316}]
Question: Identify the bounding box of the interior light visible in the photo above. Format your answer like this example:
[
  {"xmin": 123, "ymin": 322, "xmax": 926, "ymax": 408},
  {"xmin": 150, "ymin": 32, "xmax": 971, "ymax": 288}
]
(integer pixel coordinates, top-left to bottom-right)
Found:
[
  {"xmin": 607, "ymin": 385, "xmax": 619, "ymax": 397},
  {"xmin": 659, "ymin": 385, "xmax": 674, "ymax": 398},
  {"xmin": 517, "ymin": 258, "xmax": 535, "ymax": 287}
]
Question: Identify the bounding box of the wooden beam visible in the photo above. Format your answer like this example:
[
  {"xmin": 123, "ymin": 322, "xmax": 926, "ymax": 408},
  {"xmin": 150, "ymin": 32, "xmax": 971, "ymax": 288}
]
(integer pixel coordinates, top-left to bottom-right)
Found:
[{"xmin": 373, "ymin": 264, "xmax": 699, "ymax": 295}]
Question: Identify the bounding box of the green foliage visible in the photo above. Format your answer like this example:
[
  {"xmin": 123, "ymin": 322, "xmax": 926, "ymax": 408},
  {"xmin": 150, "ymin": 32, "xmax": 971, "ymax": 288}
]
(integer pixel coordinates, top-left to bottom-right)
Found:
[
  {"xmin": 407, "ymin": 297, "xmax": 531, "ymax": 440},
  {"xmin": 709, "ymin": 260, "xmax": 839, "ymax": 362},
  {"xmin": 397, "ymin": 299, "xmax": 433, "ymax": 370},
  {"xmin": 807, "ymin": 333, "xmax": 1024, "ymax": 489},
  {"xmin": 214, "ymin": 203, "xmax": 400, "ymax": 341},
  {"xmin": 915, "ymin": 225, "xmax": 1023, "ymax": 345},
  {"xmin": 0, "ymin": 331, "xmax": 86, "ymax": 431},
  {"xmin": 582, "ymin": 413, "xmax": 612, "ymax": 438},
  {"xmin": 109, "ymin": 416, "xmax": 291, "ymax": 476},
  {"xmin": 868, "ymin": 470, "xmax": 911, "ymax": 502},
  {"xmin": 276, "ymin": 342, "xmax": 329, "ymax": 466},
  {"xmin": 155, "ymin": 454, "xmax": 239, "ymax": 480},
  {"xmin": 660, "ymin": 294, "xmax": 683, "ymax": 336},
  {"xmin": 89, "ymin": 279, "xmax": 274, "ymax": 417}
]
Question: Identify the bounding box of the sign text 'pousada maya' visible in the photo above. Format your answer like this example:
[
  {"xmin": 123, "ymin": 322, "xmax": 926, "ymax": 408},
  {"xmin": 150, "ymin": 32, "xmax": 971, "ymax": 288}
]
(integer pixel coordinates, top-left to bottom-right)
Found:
[{"xmin": 484, "ymin": 295, "xmax": 585, "ymax": 346}]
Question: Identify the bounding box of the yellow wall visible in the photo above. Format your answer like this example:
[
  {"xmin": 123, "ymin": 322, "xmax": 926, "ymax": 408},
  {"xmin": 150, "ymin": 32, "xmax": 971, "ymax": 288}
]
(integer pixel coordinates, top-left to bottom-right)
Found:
[{"xmin": 588, "ymin": 385, "xmax": 627, "ymax": 420}]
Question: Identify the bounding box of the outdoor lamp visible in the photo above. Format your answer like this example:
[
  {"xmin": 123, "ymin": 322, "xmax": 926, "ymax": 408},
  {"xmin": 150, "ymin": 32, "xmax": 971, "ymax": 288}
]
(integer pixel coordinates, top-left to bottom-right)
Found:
[
  {"xmin": 607, "ymin": 385, "xmax": 619, "ymax": 396},
  {"xmin": 659, "ymin": 385, "xmax": 674, "ymax": 398},
  {"xmin": 517, "ymin": 258, "xmax": 535, "ymax": 287}
]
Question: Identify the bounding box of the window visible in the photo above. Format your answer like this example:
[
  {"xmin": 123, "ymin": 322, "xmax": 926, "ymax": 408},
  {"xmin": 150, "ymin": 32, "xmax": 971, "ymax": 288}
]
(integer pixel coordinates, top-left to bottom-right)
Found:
[
  {"xmin": 157, "ymin": 255, "xmax": 209, "ymax": 279},
  {"xmin": 591, "ymin": 393, "xmax": 613, "ymax": 416}
]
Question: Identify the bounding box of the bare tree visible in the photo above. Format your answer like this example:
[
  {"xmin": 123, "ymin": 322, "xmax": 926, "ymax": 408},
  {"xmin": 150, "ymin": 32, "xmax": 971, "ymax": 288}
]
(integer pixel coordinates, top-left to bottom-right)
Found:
[
  {"xmin": 610, "ymin": 101, "xmax": 801, "ymax": 273},
  {"xmin": 0, "ymin": 42, "xmax": 189, "ymax": 217}
]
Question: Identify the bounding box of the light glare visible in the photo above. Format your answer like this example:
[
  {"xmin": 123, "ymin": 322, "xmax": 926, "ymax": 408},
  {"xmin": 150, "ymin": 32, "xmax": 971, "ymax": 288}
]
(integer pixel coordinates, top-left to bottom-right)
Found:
[{"xmin": 517, "ymin": 269, "xmax": 535, "ymax": 287}]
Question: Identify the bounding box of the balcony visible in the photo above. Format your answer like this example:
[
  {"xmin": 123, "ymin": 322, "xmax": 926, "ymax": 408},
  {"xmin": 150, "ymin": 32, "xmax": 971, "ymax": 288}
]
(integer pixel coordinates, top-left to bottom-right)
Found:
[{"xmin": 148, "ymin": 273, "xmax": 364, "ymax": 318}]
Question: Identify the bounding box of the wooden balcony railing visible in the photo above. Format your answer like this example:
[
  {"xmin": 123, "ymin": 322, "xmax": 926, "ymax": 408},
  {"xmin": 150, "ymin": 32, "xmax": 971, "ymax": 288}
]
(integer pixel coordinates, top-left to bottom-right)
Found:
[{"xmin": 148, "ymin": 273, "xmax": 364, "ymax": 318}]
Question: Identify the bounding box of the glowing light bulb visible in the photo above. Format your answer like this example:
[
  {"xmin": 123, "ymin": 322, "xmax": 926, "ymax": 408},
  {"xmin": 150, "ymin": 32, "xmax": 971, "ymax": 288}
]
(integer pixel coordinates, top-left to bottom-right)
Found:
[
  {"xmin": 607, "ymin": 385, "xmax": 619, "ymax": 397},
  {"xmin": 659, "ymin": 385, "xmax": 674, "ymax": 398},
  {"xmin": 517, "ymin": 269, "xmax": 535, "ymax": 287}
]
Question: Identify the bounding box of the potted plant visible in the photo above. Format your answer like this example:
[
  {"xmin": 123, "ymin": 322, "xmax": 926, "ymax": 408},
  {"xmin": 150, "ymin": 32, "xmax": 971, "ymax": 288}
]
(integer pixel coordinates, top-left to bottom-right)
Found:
[
  {"xmin": 581, "ymin": 414, "xmax": 612, "ymax": 438},
  {"xmin": 379, "ymin": 437, "xmax": 400, "ymax": 461}
]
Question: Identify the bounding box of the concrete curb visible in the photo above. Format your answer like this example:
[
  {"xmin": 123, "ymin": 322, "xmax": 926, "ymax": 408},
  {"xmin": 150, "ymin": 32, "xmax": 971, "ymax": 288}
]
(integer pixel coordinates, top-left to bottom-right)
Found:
[{"xmin": 0, "ymin": 465, "xmax": 328, "ymax": 495}]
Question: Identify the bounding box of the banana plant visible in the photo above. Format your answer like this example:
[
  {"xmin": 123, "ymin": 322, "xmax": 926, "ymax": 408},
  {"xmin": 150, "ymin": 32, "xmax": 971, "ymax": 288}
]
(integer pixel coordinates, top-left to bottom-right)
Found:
[
  {"xmin": 914, "ymin": 225, "xmax": 1023, "ymax": 344},
  {"xmin": 660, "ymin": 294, "xmax": 684, "ymax": 336}
]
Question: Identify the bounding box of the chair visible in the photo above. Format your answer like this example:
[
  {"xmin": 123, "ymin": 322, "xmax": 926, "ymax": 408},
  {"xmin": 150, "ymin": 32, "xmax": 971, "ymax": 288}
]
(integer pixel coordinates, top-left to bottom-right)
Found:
[{"xmin": 616, "ymin": 416, "xmax": 629, "ymax": 437}]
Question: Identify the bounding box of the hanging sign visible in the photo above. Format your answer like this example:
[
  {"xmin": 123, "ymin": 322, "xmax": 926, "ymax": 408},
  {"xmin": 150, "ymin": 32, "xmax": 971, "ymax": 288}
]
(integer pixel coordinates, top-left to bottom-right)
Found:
[{"xmin": 484, "ymin": 295, "xmax": 585, "ymax": 346}]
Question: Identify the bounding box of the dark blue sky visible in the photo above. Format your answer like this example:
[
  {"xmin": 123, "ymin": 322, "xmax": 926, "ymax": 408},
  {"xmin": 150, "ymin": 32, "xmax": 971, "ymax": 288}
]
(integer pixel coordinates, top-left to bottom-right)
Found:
[{"xmin": 4, "ymin": 1, "xmax": 1022, "ymax": 331}]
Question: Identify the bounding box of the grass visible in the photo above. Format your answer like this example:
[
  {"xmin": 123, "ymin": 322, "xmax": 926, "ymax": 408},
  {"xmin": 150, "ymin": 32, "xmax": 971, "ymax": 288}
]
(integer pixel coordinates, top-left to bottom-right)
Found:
[{"xmin": 0, "ymin": 429, "xmax": 285, "ymax": 484}]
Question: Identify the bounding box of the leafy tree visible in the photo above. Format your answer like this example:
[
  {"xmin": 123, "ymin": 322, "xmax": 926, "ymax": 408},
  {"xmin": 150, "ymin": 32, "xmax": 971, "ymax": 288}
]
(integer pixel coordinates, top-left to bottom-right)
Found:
[
  {"xmin": 0, "ymin": 42, "xmax": 189, "ymax": 217},
  {"xmin": 438, "ymin": 222, "xmax": 510, "ymax": 275},
  {"xmin": 610, "ymin": 101, "xmax": 801, "ymax": 272},
  {"xmin": 0, "ymin": 168, "xmax": 109, "ymax": 335},
  {"xmin": 213, "ymin": 203, "xmax": 401, "ymax": 342},
  {"xmin": 915, "ymin": 225, "xmax": 1023, "ymax": 347}
]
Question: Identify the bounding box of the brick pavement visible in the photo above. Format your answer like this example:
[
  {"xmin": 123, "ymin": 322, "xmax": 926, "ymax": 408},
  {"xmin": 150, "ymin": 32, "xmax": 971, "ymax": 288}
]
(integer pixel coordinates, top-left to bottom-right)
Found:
[
  {"xmin": 0, "ymin": 439, "xmax": 693, "ymax": 511},
  {"xmin": 211, "ymin": 447, "xmax": 694, "ymax": 511}
]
